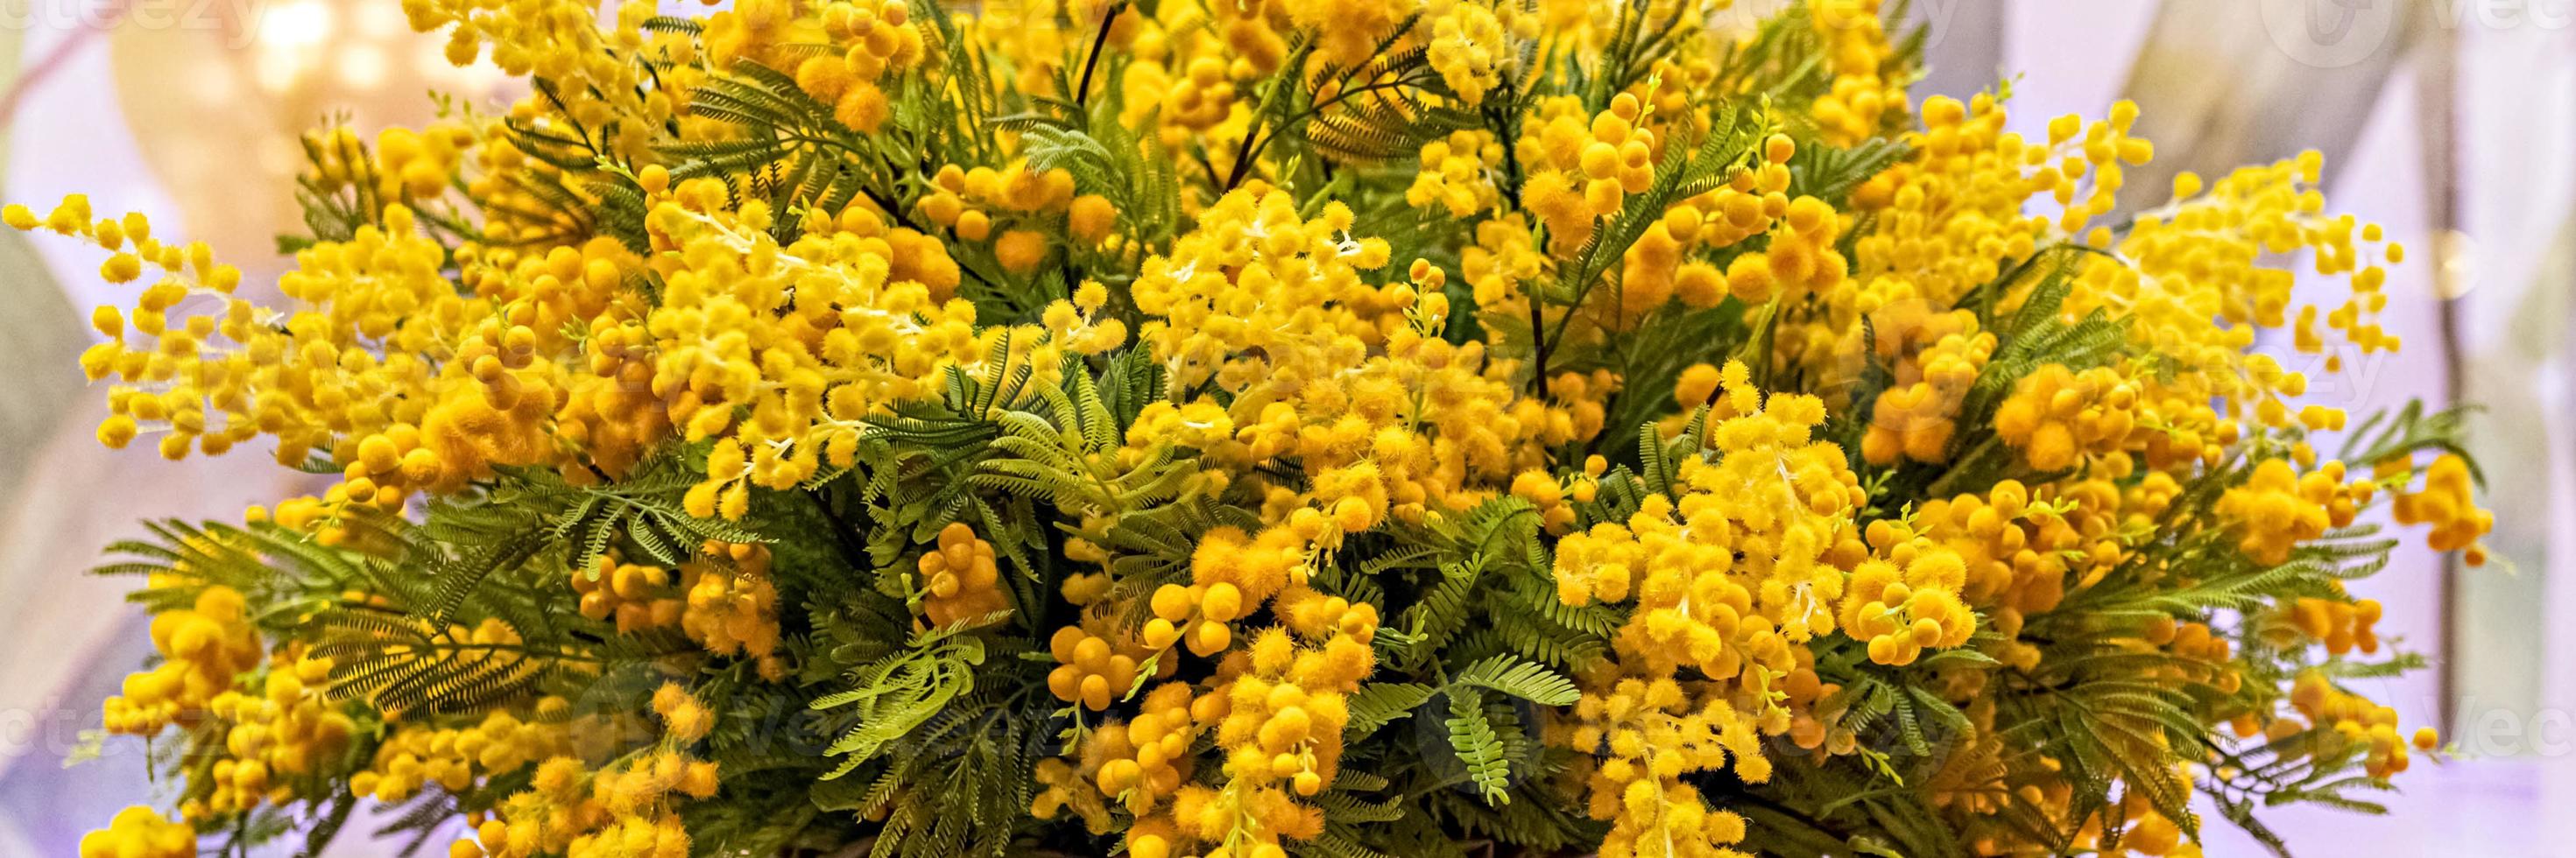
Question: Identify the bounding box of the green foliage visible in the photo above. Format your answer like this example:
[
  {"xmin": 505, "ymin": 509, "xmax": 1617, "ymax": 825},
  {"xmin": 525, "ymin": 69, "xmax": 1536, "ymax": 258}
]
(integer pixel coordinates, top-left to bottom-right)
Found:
[{"xmin": 813, "ymin": 622, "xmax": 995, "ymax": 777}]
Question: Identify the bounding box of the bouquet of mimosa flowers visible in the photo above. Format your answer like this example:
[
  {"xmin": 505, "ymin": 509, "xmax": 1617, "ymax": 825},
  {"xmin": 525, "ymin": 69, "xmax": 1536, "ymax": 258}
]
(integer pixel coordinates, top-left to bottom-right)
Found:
[{"xmin": 31, "ymin": 0, "xmax": 2493, "ymax": 855}]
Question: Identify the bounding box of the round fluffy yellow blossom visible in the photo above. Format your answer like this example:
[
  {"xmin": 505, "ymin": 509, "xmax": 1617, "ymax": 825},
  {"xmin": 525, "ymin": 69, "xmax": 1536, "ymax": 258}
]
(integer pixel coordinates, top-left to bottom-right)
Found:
[
  {"xmin": 917, "ymin": 522, "xmax": 1012, "ymax": 628},
  {"xmin": 80, "ymin": 806, "xmax": 194, "ymax": 858},
  {"xmin": 102, "ymin": 586, "xmax": 261, "ymax": 735},
  {"xmin": 2215, "ymin": 459, "xmax": 2339, "ymax": 567},
  {"xmin": 1808, "ymin": 0, "xmax": 1907, "ymax": 144},
  {"xmin": 654, "ymin": 186, "xmax": 992, "ymax": 517},
  {"xmin": 1521, "ymin": 94, "xmax": 1659, "ymax": 254},
  {"xmin": 572, "ymin": 557, "xmax": 686, "ymax": 634},
  {"xmin": 2391, "ymin": 454, "xmax": 2494, "ymax": 561},
  {"xmin": 2288, "ymin": 671, "xmax": 2424, "ymax": 779},
  {"xmin": 1162, "ymin": 623, "xmax": 1372, "ymax": 855},
  {"xmin": 1049, "ymin": 624, "xmax": 1149, "ymax": 711},
  {"xmin": 1081, "ymin": 682, "xmax": 1202, "ymax": 814},
  {"xmin": 677, "ymin": 541, "xmax": 785, "ymax": 678},
  {"xmin": 354, "ymin": 700, "xmax": 582, "ymax": 805},
  {"xmin": 1428, "ymin": 0, "xmax": 1508, "ymax": 105},
  {"xmin": 1993, "ymin": 364, "xmax": 2138, "ymax": 473},
  {"xmin": 1406, "ymin": 130, "xmax": 1505, "ymax": 218},
  {"xmin": 1853, "ymin": 306, "xmax": 1994, "ymax": 464},
  {"xmin": 450, "ymin": 686, "xmax": 718, "ymax": 858},
  {"xmin": 1838, "ymin": 543, "xmax": 1976, "ymax": 666},
  {"xmin": 1569, "ymin": 678, "xmax": 1760, "ymax": 858},
  {"xmin": 195, "ymin": 655, "xmax": 358, "ymax": 815}
]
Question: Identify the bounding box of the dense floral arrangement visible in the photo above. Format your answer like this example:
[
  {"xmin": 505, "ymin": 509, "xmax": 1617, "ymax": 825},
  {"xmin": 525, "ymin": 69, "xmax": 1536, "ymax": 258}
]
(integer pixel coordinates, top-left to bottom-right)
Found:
[{"xmin": 30, "ymin": 0, "xmax": 2496, "ymax": 855}]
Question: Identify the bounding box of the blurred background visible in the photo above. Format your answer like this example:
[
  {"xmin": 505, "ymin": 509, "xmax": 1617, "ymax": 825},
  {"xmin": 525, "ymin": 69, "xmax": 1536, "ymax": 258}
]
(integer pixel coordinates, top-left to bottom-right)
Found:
[{"xmin": 0, "ymin": 0, "xmax": 2568, "ymax": 854}]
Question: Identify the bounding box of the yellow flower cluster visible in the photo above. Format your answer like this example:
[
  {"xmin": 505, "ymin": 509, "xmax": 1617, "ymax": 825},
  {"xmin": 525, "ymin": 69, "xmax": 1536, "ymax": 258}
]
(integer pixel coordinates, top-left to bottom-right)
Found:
[
  {"xmin": 1563, "ymin": 362, "xmax": 1860, "ymax": 650},
  {"xmin": 675, "ymin": 541, "xmax": 785, "ymax": 677},
  {"xmin": 406, "ymin": 0, "xmax": 695, "ymax": 165},
  {"xmin": 451, "ymin": 684, "xmax": 719, "ymax": 858},
  {"xmin": 657, "ymin": 185, "xmax": 986, "ymax": 518},
  {"xmin": 2391, "ymin": 454, "xmax": 2494, "ymax": 563},
  {"xmin": 1100, "ymin": 0, "xmax": 1251, "ymax": 144},
  {"xmin": 568, "ymin": 542, "xmax": 783, "ymax": 678},
  {"xmin": 14, "ymin": 187, "xmax": 684, "ymax": 540},
  {"xmin": 1823, "ymin": 97, "xmax": 2177, "ymax": 424},
  {"xmin": 1779, "ymin": 659, "xmax": 1856, "ymax": 756},
  {"xmin": 1808, "ymin": 0, "xmax": 1906, "ymax": 144},
  {"xmin": 1154, "ymin": 624, "xmax": 1373, "ymax": 858},
  {"xmin": 1145, "ymin": 566, "xmax": 1254, "ymax": 658},
  {"xmin": 1048, "ymin": 623, "xmax": 1153, "ymax": 712},
  {"xmin": 914, "ymin": 161, "xmax": 1111, "ymax": 271},
  {"xmin": 1406, "ymin": 130, "xmax": 1505, "ymax": 218},
  {"xmin": 1553, "ymin": 362, "xmax": 1866, "ymax": 854},
  {"xmin": 1840, "ymin": 94, "xmax": 2044, "ymax": 313},
  {"xmin": 917, "ymin": 522, "xmax": 1012, "ymax": 628},
  {"xmin": 304, "ymin": 124, "xmax": 473, "ymax": 203},
  {"xmin": 2294, "ymin": 223, "xmax": 2408, "ymax": 364},
  {"xmin": 2216, "ymin": 459, "xmax": 2366, "ymax": 566},
  {"xmin": 1570, "ymin": 678, "xmax": 1761, "ymax": 858},
  {"xmin": 1994, "ymin": 365, "xmax": 2139, "ymax": 473},
  {"xmin": 2279, "ymin": 596, "xmax": 2385, "ymax": 657},
  {"xmin": 1427, "ymin": 0, "xmax": 1511, "ymax": 106},
  {"xmin": 1719, "ymin": 193, "xmax": 1850, "ymax": 310},
  {"xmin": 1854, "ymin": 306, "xmax": 1994, "ymax": 465},
  {"xmin": 1839, "ymin": 528, "xmax": 1976, "ymax": 666},
  {"xmin": 1602, "ymin": 135, "xmax": 1817, "ymax": 327},
  {"xmin": 192, "ymin": 657, "xmax": 358, "ymax": 817},
  {"xmin": 79, "ymin": 807, "xmax": 194, "ymax": 858},
  {"xmin": 354, "ymin": 700, "xmax": 581, "ymax": 804},
  {"xmin": 2121, "ymin": 812, "xmax": 2193, "ymax": 857},
  {"xmin": 1510, "ymin": 456, "xmax": 1606, "ymax": 533},
  {"xmin": 1523, "ymin": 95, "xmax": 1661, "ymax": 255},
  {"xmin": 1285, "ymin": 0, "xmax": 1412, "ymax": 68},
  {"xmin": 1131, "ymin": 186, "xmax": 1594, "ymax": 553},
  {"xmin": 1051, "ymin": 470, "xmax": 1388, "ymax": 852},
  {"xmin": 2286, "ymin": 672, "xmax": 2426, "ymax": 779},
  {"xmin": 1044, "ymin": 280, "xmax": 1135, "ymax": 357},
  {"xmin": 573, "ymin": 557, "xmax": 686, "ymax": 634},
  {"xmin": 1459, "ymin": 215, "xmax": 1545, "ymax": 318},
  {"xmin": 778, "ymin": 0, "xmax": 929, "ymax": 133},
  {"xmin": 1522, "ymin": 120, "xmax": 1813, "ymax": 332},
  {"xmin": 1082, "ymin": 682, "xmax": 1202, "ymax": 816},
  {"xmin": 102, "ymin": 586, "xmax": 261, "ymax": 735},
  {"xmin": 2058, "ymin": 148, "xmax": 2401, "ymax": 440},
  {"xmin": 1904, "ymin": 479, "xmax": 2093, "ymax": 620}
]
